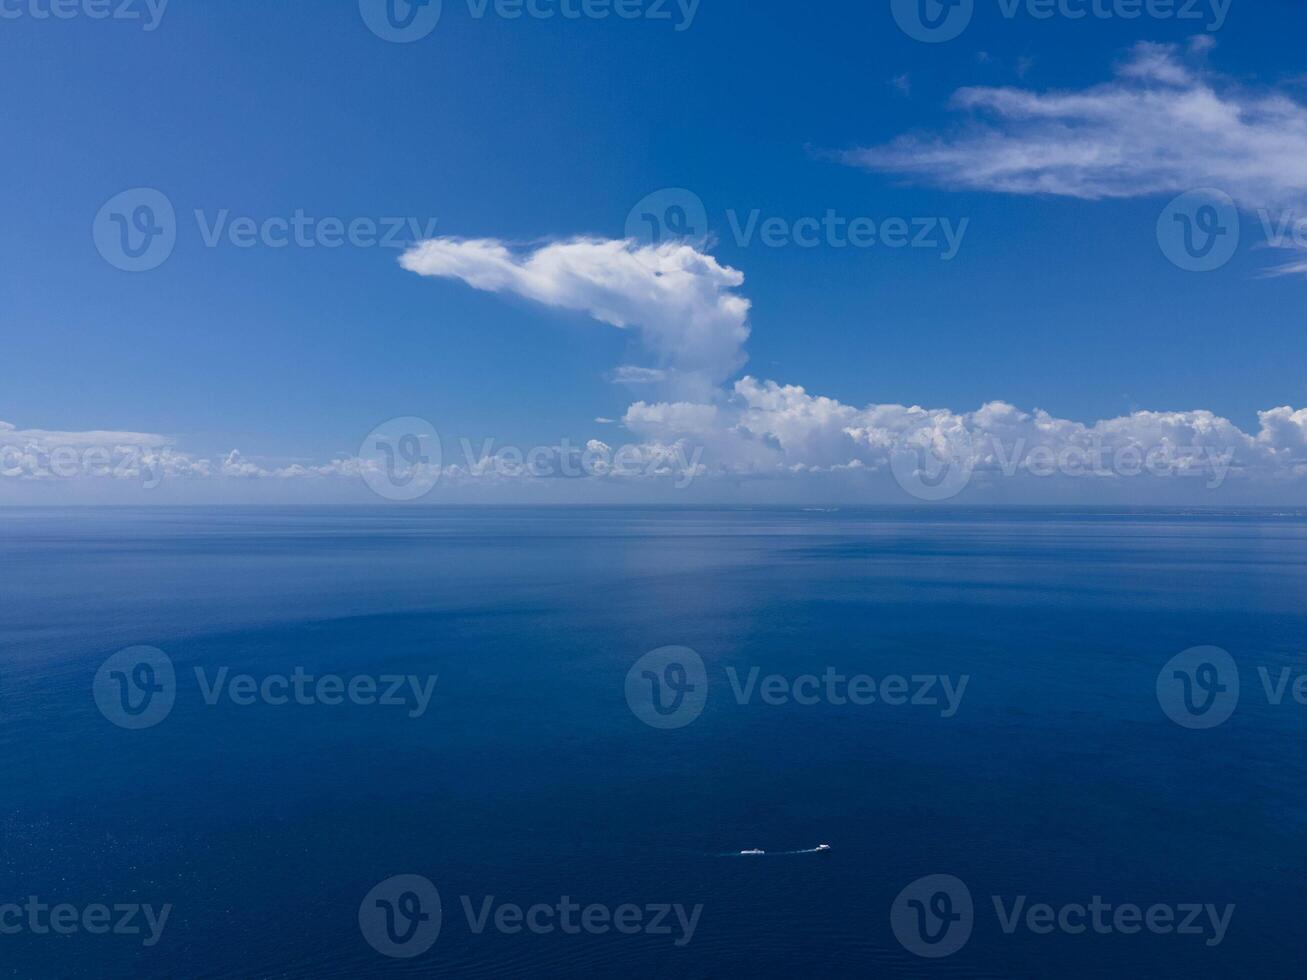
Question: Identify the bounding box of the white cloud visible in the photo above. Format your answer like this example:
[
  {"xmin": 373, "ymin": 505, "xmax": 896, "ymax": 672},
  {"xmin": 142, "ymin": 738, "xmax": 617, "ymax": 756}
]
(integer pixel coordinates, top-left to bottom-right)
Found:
[
  {"xmin": 844, "ymin": 41, "xmax": 1307, "ymax": 273},
  {"xmin": 620, "ymin": 377, "xmax": 1307, "ymax": 493},
  {"xmin": 625, "ymin": 400, "xmax": 721, "ymax": 436},
  {"xmin": 609, "ymin": 365, "xmax": 668, "ymax": 385},
  {"xmin": 0, "ymin": 423, "xmax": 364, "ymax": 489},
  {"xmin": 0, "ymin": 423, "xmax": 171, "ymax": 448},
  {"xmin": 399, "ymin": 237, "xmax": 751, "ymax": 398},
  {"xmin": 8, "ymin": 372, "xmax": 1307, "ymax": 500},
  {"xmin": 221, "ymin": 450, "xmax": 268, "ymax": 479},
  {"xmin": 0, "ymin": 421, "xmax": 211, "ymax": 484},
  {"xmin": 273, "ymin": 458, "xmax": 366, "ymax": 480}
]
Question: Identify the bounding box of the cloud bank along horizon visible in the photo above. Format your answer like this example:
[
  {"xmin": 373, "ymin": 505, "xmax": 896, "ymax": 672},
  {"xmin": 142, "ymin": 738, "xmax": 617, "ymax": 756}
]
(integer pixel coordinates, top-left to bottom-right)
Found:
[{"xmin": 7, "ymin": 218, "xmax": 1305, "ymax": 500}]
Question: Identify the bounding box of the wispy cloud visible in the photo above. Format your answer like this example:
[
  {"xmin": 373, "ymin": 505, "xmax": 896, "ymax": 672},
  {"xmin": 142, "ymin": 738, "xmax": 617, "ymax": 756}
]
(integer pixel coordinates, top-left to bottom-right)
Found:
[
  {"xmin": 609, "ymin": 365, "xmax": 669, "ymax": 385},
  {"xmin": 0, "ymin": 421, "xmax": 171, "ymax": 448},
  {"xmin": 844, "ymin": 40, "xmax": 1307, "ymax": 273}
]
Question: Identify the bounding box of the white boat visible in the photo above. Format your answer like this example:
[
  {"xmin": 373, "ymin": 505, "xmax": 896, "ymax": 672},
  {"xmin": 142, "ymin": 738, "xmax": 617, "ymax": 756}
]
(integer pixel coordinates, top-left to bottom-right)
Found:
[
  {"xmin": 816, "ymin": 843, "xmax": 832, "ymax": 851},
  {"xmin": 740, "ymin": 849, "xmax": 765, "ymax": 856}
]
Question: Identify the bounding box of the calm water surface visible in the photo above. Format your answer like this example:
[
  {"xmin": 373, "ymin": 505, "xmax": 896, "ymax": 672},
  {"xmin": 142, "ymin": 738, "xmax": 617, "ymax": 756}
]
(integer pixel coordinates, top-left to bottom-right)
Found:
[{"xmin": 2, "ymin": 507, "xmax": 1306, "ymax": 978}]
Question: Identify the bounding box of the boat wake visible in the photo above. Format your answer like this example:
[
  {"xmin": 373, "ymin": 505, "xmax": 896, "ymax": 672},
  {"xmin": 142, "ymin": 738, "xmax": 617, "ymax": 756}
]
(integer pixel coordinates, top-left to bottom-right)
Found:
[{"xmin": 719, "ymin": 844, "xmax": 832, "ymax": 857}]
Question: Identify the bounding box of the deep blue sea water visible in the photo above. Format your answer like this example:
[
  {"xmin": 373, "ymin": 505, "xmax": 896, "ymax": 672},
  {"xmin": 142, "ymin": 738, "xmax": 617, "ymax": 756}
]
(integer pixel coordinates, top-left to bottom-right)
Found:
[{"xmin": 3, "ymin": 506, "xmax": 1307, "ymax": 978}]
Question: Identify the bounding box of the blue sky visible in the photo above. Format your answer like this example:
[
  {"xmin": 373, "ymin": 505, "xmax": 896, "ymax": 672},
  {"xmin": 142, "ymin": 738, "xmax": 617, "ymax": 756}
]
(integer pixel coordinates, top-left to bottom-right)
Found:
[{"xmin": 3, "ymin": 0, "xmax": 1306, "ymax": 503}]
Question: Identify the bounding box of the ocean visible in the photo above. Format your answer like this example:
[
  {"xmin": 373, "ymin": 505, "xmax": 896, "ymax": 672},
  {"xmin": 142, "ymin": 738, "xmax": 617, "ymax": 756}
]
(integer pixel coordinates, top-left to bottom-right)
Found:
[{"xmin": 2, "ymin": 506, "xmax": 1305, "ymax": 978}]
